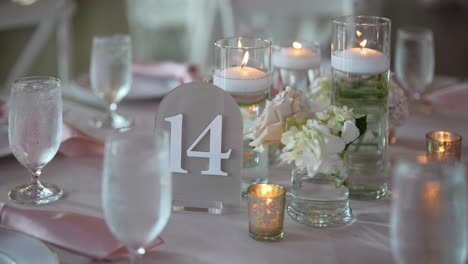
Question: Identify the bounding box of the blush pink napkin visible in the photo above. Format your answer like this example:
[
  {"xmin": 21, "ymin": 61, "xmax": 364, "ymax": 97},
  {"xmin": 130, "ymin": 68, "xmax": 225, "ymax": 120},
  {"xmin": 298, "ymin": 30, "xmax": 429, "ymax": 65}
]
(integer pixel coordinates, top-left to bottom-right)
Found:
[
  {"xmin": 59, "ymin": 122, "xmax": 103, "ymax": 158},
  {"xmin": 425, "ymin": 82, "xmax": 468, "ymax": 113},
  {"xmin": 132, "ymin": 62, "xmax": 201, "ymax": 84},
  {"xmin": 0, "ymin": 203, "xmax": 164, "ymax": 260}
]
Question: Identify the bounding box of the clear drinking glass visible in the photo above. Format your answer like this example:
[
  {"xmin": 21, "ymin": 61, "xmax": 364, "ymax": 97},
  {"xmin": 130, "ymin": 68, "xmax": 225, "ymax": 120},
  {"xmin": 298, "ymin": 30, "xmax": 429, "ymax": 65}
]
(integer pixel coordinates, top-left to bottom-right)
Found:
[
  {"xmin": 394, "ymin": 27, "xmax": 435, "ymax": 100},
  {"xmin": 8, "ymin": 76, "xmax": 63, "ymax": 205},
  {"xmin": 390, "ymin": 155, "xmax": 467, "ymax": 264},
  {"xmin": 90, "ymin": 35, "xmax": 133, "ymax": 129},
  {"xmin": 102, "ymin": 129, "xmax": 171, "ymax": 263}
]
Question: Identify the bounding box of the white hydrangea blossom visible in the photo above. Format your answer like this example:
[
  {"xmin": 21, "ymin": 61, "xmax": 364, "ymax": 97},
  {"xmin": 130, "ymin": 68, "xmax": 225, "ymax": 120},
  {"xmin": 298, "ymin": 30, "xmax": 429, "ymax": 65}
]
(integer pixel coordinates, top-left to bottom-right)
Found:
[
  {"xmin": 314, "ymin": 105, "xmax": 360, "ymax": 145},
  {"xmin": 280, "ymin": 119, "xmax": 346, "ymax": 176},
  {"xmin": 248, "ymin": 85, "xmax": 363, "ymax": 178}
]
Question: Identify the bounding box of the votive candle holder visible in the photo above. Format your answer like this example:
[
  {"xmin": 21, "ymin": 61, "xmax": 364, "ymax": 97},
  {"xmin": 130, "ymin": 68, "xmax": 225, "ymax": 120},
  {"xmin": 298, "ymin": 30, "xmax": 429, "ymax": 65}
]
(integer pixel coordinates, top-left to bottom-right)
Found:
[
  {"xmin": 247, "ymin": 183, "xmax": 286, "ymax": 241},
  {"xmin": 426, "ymin": 131, "xmax": 462, "ymax": 161}
]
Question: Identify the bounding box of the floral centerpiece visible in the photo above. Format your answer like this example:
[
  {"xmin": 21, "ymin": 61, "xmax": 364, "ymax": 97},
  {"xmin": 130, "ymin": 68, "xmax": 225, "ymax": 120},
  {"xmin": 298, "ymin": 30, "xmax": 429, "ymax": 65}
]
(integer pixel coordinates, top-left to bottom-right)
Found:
[
  {"xmin": 249, "ymin": 87, "xmax": 366, "ymax": 183},
  {"xmin": 248, "ymin": 86, "xmax": 366, "ymax": 227}
]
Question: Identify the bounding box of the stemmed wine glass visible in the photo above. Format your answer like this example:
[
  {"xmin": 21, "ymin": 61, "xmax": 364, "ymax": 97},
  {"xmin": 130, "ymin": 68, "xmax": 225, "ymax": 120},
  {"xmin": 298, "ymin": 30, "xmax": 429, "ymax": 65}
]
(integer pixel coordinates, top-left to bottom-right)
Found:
[
  {"xmin": 390, "ymin": 155, "xmax": 467, "ymax": 264},
  {"xmin": 8, "ymin": 76, "xmax": 63, "ymax": 205},
  {"xmin": 90, "ymin": 34, "xmax": 133, "ymax": 129},
  {"xmin": 395, "ymin": 27, "xmax": 435, "ymax": 101},
  {"xmin": 102, "ymin": 129, "xmax": 172, "ymax": 263}
]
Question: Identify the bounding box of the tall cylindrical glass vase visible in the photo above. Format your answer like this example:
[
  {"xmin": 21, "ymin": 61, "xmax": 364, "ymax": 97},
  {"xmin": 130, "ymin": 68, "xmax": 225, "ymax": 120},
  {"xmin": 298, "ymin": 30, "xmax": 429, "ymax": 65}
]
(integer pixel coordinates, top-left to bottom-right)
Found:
[
  {"xmin": 213, "ymin": 37, "xmax": 272, "ymax": 195},
  {"xmin": 331, "ymin": 16, "xmax": 391, "ymax": 200}
]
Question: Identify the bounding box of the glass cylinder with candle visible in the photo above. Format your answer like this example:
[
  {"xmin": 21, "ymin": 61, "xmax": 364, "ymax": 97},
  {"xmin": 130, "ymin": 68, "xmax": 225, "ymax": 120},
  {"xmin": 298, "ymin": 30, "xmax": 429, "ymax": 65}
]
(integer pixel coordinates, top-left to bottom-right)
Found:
[
  {"xmin": 426, "ymin": 131, "xmax": 462, "ymax": 161},
  {"xmin": 247, "ymin": 183, "xmax": 286, "ymax": 241},
  {"xmin": 213, "ymin": 37, "xmax": 271, "ymax": 194},
  {"xmin": 331, "ymin": 16, "xmax": 391, "ymax": 200},
  {"xmin": 271, "ymin": 40, "xmax": 321, "ymax": 96}
]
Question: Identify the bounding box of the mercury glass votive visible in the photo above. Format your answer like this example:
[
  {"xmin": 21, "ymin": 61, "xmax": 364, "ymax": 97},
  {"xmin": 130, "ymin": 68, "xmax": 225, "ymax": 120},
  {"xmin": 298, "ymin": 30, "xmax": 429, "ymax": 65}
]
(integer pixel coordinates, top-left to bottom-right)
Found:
[
  {"xmin": 426, "ymin": 131, "xmax": 462, "ymax": 161},
  {"xmin": 247, "ymin": 183, "xmax": 286, "ymax": 241}
]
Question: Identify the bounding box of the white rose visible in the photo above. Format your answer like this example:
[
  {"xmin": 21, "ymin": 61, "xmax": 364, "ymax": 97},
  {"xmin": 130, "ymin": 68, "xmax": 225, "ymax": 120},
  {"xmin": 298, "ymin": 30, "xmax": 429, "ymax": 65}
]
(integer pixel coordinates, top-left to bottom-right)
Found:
[{"xmin": 249, "ymin": 87, "xmax": 308, "ymax": 151}]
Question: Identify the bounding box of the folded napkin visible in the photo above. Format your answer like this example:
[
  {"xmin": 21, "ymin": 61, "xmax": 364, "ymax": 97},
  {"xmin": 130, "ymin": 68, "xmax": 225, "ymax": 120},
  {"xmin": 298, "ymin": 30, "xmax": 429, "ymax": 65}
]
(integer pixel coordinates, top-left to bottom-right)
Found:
[
  {"xmin": 0, "ymin": 204, "xmax": 164, "ymax": 260},
  {"xmin": 425, "ymin": 82, "xmax": 468, "ymax": 113},
  {"xmin": 60, "ymin": 122, "xmax": 103, "ymax": 158},
  {"xmin": 132, "ymin": 61, "xmax": 201, "ymax": 84}
]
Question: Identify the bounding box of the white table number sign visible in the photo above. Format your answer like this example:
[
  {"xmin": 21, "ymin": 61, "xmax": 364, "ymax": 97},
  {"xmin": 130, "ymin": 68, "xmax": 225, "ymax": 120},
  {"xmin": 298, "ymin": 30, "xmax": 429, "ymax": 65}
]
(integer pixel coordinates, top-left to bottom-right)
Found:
[{"xmin": 155, "ymin": 82, "xmax": 243, "ymax": 214}]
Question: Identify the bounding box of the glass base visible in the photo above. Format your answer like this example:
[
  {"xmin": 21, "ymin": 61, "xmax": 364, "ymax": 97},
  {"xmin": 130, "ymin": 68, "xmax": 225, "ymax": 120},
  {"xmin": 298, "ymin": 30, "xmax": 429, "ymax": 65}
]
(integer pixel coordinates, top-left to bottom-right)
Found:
[
  {"xmin": 91, "ymin": 112, "xmax": 133, "ymax": 129},
  {"xmin": 286, "ymin": 201, "xmax": 353, "ymax": 228},
  {"xmin": 349, "ymin": 185, "xmax": 387, "ymax": 200},
  {"xmin": 249, "ymin": 231, "xmax": 283, "ymax": 241},
  {"xmin": 0, "ymin": 251, "xmax": 16, "ymax": 264},
  {"xmin": 8, "ymin": 182, "xmax": 63, "ymax": 205}
]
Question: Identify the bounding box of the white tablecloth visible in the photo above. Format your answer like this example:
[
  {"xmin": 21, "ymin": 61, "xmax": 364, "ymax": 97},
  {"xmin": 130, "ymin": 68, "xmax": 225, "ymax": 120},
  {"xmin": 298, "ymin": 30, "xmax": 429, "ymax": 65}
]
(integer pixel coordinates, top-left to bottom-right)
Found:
[{"xmin": 0, "ymin": 94, "xmax": 466, "ymax": 264}]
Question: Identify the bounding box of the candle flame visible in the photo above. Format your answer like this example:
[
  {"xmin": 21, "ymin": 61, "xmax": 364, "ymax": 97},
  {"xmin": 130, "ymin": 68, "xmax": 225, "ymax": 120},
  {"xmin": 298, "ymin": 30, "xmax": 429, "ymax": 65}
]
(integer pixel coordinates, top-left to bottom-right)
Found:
[
  {"xmin": 260, "ymin": 184, "xmax": 273, "ymax": 196},
  {"xmin": 437, "ymin": 146, "xmax": 445, "ymax": 153},
  {"xmin": 292, "ymin": 41, "xmax": 302, "ymax": 49},
  {"xmin": 360, "ymin": 39, "xmax": 367, "ymax": 50},
  {"xmin": 238, "ymin": 39, "xmax": 242, "ymax": 48},
  {"xmin": 241, "ymin": 50, "xmax": 249, "ymax": 69},
  {"xmin": 356, "ymin": 30, "xmax": 363, "ymax": 37}
]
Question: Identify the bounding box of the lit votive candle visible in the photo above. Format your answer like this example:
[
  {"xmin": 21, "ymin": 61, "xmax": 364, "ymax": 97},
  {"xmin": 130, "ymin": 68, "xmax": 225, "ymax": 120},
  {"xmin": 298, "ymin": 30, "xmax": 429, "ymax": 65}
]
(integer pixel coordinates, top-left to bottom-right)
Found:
[
  {"xmin": 247, "ymin": 183, "xmax": 286, "ymax": 241},
  {"xmin": 272, "ymin": 41, "xmax": 321, "ymax": 70},
  {"xmin": 426, "ymin": 131, "xmax": 462, "ymax": 161}
]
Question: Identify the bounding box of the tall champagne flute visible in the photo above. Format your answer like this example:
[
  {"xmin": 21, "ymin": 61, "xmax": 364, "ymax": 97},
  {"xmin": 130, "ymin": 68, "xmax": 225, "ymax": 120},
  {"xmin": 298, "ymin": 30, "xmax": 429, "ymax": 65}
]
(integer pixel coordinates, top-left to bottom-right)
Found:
[
  {"xmin": 8, "ymin": 76, "xmax": 63, "ymax": 205},
  {"xmin": 90, "ymin": 35, "xmax": 132, "ymax": 129},
  {"xmin": 390, "ymin": 155, "xmax": 467, "ymax": 264},
  {"xmin": 394, "ymin": 27, "xmax": 435, "ymax": 100},
  {"xmin": 102, "ymin": 130, "xmax": 171, "ymax": 263}
]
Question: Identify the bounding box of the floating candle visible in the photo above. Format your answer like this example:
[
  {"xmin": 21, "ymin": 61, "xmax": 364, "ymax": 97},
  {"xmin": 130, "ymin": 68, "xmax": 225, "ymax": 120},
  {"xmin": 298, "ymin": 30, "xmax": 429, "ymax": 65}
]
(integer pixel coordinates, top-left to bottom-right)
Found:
[{"xmin": 331, "ymin": 39, "xmax": 389, "ymax": 74}]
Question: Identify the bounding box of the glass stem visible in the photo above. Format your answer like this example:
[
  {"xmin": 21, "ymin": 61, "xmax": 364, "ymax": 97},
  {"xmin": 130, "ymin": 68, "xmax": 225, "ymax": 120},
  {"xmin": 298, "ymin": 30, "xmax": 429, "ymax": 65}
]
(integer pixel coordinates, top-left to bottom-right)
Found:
[
  {"xmin": 106, "ymin": 103, "xmax": 117, "ymax": 121},
  {"xmin": 128, "ymin": 248, "xmax": 144, "ymax": 264},
  {"xmin": 30, "ymin": 169, "xmax": 43, "ymax": 187}
]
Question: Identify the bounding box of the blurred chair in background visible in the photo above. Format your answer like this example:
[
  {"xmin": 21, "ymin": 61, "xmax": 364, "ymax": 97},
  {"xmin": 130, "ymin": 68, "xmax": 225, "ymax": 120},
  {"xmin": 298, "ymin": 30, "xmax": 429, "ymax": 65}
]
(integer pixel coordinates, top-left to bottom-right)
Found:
[
  {"xmin": 125, "ymin": 0, "xmax": 234, "ymax": 68},
  {"xmin": 0, "ymin": 0, "xmax": 75, "ymax": 88},
  {"xmin": 125, "ymin": 0, "xmax": 383, "ymax": 70}
]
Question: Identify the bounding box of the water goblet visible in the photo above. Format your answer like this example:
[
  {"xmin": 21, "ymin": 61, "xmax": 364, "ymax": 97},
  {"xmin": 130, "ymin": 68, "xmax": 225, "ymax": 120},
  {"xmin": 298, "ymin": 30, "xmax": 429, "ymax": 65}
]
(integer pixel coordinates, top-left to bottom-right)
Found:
[
  {"xmin": 390, "ymin": 155, "xmax": 467, "ymax": 264},
  {"xmin": 102, "ymin": 129, "xmax": 171, "ymax": 263},
  {"xmin": 90, "ymin": 34, "xmax": 133, "ymax": 129},
  {"xmin": 395, "ymin": 27, "xmax": 435, "ymax": 101},
  {"xmin": 8, "ymin": 76, "xmax": 63, "ymax": 205}
]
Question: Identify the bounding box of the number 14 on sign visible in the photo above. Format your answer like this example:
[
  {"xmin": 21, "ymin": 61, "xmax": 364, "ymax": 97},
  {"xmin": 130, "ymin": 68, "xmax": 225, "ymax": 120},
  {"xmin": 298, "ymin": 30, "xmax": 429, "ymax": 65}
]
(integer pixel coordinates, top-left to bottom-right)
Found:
[{"xmin": 165, "ymin": 114, "xmax": 232, "ymax": 176}]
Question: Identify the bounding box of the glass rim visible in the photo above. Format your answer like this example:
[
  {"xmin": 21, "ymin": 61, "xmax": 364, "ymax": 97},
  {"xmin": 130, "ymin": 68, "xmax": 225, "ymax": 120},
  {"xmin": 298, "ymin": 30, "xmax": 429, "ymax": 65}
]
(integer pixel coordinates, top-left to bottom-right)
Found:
[
  {"xmin": 214, "ymin": 37, "xmax": 272, "ymax": 50},
  {"xmin": 247, "ymin": 183, "xmax": 286, "ymax": 198},
  {"xmin": 12, "ymin": 76, "xmax": 61, "ymax": 88},
  {"xmin": 426, "ymin": 130, "xmax": 462, "ymax": 143},
  {"xmin": 332, "ymin": 15, "xmax": 391, "ymax": 26},
  {"xmin": 397, "ymin": 26, "xmax": 433, "ymax": 37}
]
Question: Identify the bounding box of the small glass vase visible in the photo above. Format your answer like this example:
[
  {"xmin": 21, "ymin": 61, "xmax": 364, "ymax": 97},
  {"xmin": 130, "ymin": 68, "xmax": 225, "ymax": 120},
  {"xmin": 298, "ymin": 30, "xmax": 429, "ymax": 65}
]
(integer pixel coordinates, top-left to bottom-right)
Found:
[{"xmin": 287, "ymin": 160, "xmax": 352, "ymax": 228}]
